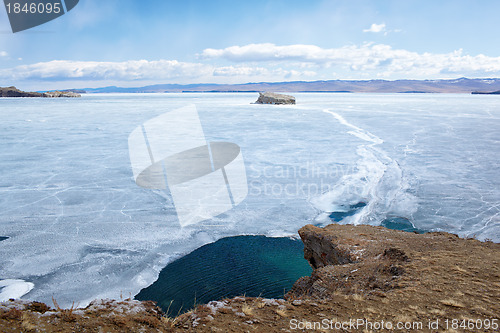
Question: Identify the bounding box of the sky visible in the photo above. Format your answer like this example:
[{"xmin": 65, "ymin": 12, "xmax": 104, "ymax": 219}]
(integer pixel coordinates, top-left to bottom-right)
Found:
[{"xmin": 1, "ymin": 0, "xmax": 500, "ymax": 90}]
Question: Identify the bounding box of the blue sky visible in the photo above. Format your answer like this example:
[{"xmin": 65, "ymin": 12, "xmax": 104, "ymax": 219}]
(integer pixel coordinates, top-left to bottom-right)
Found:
[{"xmin": 1, "ymin": 0, "xmax": 500, "ymax": 89}]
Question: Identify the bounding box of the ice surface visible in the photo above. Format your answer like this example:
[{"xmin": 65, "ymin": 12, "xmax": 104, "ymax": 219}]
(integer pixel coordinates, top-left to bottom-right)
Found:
[
  {"xmin": 0, "ymin": 279, "xmax": 34, "ymax": 301},
  {"xmin": 310, "ymin": 109, "xmax": 418, "ymax": 228},
  {"xmin": 0, "ymin": 93, "xmax": 498, "ymax": 307}
]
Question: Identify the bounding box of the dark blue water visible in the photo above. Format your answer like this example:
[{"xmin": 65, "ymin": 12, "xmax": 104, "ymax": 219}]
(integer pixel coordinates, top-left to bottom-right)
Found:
[
  {"xmin": 135, "ymin": 235, "xmax": 311, "ymax": 316},
  {"xmin": 381, "ymin": 217, "xmax": 425, "ymax": 233},
  {"xmin": 329, "ymin": 202, "xmax": 367, "ymax": 222},
  {"xmin": 329, "ymin": 203, "xmax": 425, "ymax": 233}
]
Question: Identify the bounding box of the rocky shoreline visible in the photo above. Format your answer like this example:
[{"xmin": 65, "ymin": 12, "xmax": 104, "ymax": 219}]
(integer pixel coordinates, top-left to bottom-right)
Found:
[
  {"xmin": 0, "ymin": 86, "xmax": 81, "ymax": 98},
  {"xmin": 1, "ymin": 224, "xmax": 499, "ymax": 332}
]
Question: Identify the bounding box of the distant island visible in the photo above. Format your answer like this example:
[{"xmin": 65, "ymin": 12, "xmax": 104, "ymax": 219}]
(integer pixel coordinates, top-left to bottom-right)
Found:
[
  {"xmin": 6, "ymin": 78, "xmax": 500, "ymax": 96},
  {"xmin": 471, "ymin": 90, "xmax": 500, "ymax": 94},
  {"xmin": 0, "ymin": 86, "xmax": 81, "ymax": 98},
  {"xmin": 71, "ymin": 77, "xmax": 500, "ymax": 94}
]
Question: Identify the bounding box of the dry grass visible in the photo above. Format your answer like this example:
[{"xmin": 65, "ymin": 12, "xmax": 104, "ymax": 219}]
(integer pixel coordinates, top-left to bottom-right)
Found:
[
  {"xmin": 241, "ymin": 303, "xmax": 254, "ymax": 316},
  {"xmin": 429, "ymin": 308, "xmax": 446, "ymax": 316},
  {"xmin": 365, "ymin": 307, "xmax": 377, "ymax": 314},
  {"xmin": 255, "ymin": 300, "xmax": 266, "ymax": 309},
  {"xmin": 26, "ymin": 302, "xmax": 50, "ymax": 314},
  {"xmin": 20, "ymin": 313, "xmax": 37, "ymax": 332},
  {"xmin": 440, "ymin": 299, "xmax": 465, "ymax": 308},
  {"xmin": 131, "ymin": 314, "xmax": 163, "ymax": 328},
  {"xmin": 394, "ymin": 313, "xmax": 414, "ymax": 323},
  {"xmin": 241, "ymin": 304, "xmax": 254, "ymax": 316},
  {"xmin": 379, "ymin": 297, "xmax": 390, "ymax": 304},
  {"xmin": 0, "ymin": 308, "xmax": 22, "ymax": 320},
  {"xmin": 275, "ymin": 308, "xmax": 288, "ymax": 317},
  {"xmin": 52, "ymin": 297, "xmax": 78, "ymax": 322},
  {"xmin": 161, "ymin": 315, "xmax": 178, "ymax": 328},
  {"xmin": 110, "ymin": 316, "xmax": 128, "ymax": 328},
  {"xmin": 453, "ymin": 265, "xmax": 468, "ymax": 274}
]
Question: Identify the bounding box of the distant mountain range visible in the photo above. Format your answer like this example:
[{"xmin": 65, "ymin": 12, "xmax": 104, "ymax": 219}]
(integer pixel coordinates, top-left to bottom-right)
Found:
[{"xmin": 81, "ymin": 78, "xmax": 500, "ymax": 94}]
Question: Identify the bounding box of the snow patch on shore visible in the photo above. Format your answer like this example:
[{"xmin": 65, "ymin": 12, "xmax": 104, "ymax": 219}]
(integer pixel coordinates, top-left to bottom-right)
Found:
[{"xmin": 0, "ymin": 279, "xmax": 34, "ymax": 302}]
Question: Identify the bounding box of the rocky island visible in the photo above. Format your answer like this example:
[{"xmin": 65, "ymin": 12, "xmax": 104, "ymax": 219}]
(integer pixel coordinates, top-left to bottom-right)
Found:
[
  {"xmin": 254, "ymin": 92, "xmax": 296, "ymax": 105},
  {"xmin": 471, "ymin": 90, "xmax": 500, "ymax": 94},
  {"xmin": 1, "ymin": 224, "xmax": 499, "ymax": 332},
  {"xmin": 0, "ymin": 86, "xmax": 81, "ymax": 98}
]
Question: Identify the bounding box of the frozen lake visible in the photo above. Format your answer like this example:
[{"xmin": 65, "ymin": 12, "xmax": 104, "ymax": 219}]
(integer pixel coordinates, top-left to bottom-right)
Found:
[{"xmin": 0, "ymin": 93, "xmax": 499, "ymax": 306}]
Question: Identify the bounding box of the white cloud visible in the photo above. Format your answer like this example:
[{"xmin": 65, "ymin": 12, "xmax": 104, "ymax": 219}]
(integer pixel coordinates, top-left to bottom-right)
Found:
[
  {"xmin": 3, "ymin": 44, "xmax": 500, "ymax": 85},
  {"xmin": 213, "ymin": 66, "xmax": 270, "ymax": 77},
  {"xmin": 363, "ymin": 23, "xmax": 386, "ymax": 33},
  {"xmin": 201, "ymin": 43, "xmax": 500, "ymax": 78},
  {"xmin": 0, "ymin": 60, "xmax": 213, "ymax": 81},
  {"xmin": 0, "ymin": 59, "xmax": 314, "ymax": 83},
  {"xmin": 0, "ymin": 51, "xmax": 7, "ymax": 57},
  {"xmin": 212, "ymin": 65, "xmax": 315, "ymax": 79}
]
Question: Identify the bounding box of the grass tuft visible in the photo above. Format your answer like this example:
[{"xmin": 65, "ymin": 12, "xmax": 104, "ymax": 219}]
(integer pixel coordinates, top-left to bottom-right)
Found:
[
  {"xmin": 440, "ymin": 299, "xmax": 465, "ymax": 308},
  {"xmin": 275, "ymin": 308, "xmax": 288, "ymax": 317},
  {"xmin": 20, "ymin": 313, "xmax": 37, "ymax": 332},
  {"xmin": 241, "ymin": 304, "xmax": 254, "ymax": 316},
  {"xmin": 52, "ymin": 297, "xmax": 78, "ymax": 322}
]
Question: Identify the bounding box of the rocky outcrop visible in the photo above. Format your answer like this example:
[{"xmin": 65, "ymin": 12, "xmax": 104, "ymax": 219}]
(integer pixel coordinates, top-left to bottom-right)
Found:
[
  {"xmin": 0, "ymin": 86, "xmax": 81, "ymax": 98},
  {"xmin": 288, "ymin": 224, "xmax": 417, "ymax": 299},
  {"xmin": 2, "ymin": 224, "xmax": 499, "ymax": 332},
  {"xmin": 43, "ymin": 91, "xmax": 81, "ymax": 98},
  {"xmin": 254, "ymin": 92, "xmax": 295, "ymax": 105},
  {"xmin": 0, "ymin": 86, "xmax": 43, "ymax": 97}
]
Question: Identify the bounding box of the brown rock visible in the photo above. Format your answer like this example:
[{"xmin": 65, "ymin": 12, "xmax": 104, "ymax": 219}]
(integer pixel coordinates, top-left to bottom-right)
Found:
[
  {"xmin": 254, "ymin": 92, "xmax": 295, "ymax": 105},
  {"xmin": 0, "ymin": 86, "xmax": 43, "ymax": 97}
]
